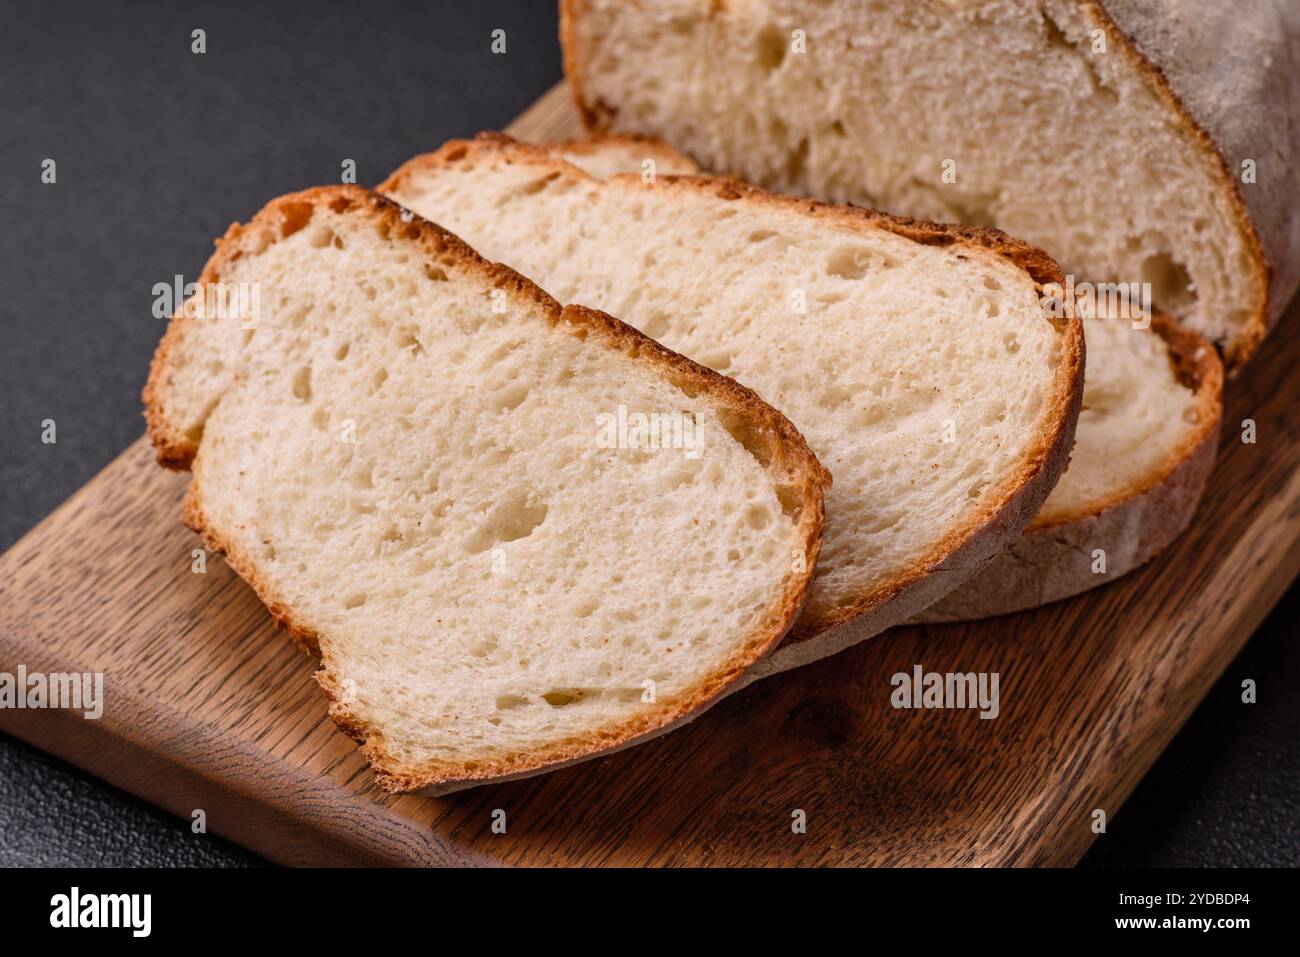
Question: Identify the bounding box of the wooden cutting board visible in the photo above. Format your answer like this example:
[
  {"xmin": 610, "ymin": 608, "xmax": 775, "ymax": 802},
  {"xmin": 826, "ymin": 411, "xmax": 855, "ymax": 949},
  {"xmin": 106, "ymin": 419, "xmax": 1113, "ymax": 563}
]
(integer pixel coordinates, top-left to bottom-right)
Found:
[{"xmin": 2, "ymin": 84, "xmax": 1297, "ymax": 867}]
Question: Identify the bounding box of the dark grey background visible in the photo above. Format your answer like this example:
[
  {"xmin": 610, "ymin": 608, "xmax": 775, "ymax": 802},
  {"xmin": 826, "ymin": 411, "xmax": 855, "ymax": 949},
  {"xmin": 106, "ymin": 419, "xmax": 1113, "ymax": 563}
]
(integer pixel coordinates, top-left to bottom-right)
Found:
[{"xmin": 0, "ymin": 0, "xmax": 1295, "ymax": 867}]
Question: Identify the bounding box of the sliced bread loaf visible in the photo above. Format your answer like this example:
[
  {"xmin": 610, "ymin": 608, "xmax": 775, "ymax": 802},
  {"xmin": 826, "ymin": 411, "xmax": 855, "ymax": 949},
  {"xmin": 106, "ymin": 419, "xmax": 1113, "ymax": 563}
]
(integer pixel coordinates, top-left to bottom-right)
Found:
[
  {"xmin": 379, "ymin": 134, "xmax": 1084, "ymax": 675},
  {"xmin": 561, "ymin": 0, "xmax": 1300, "ymax": 367},
  {"xmin": 916, "ymin": 311, "xmax": 1222, "ymax": 620},
  {"xmin": 143, "ymin": 185, "xmax": 828, "ymax": 793}
]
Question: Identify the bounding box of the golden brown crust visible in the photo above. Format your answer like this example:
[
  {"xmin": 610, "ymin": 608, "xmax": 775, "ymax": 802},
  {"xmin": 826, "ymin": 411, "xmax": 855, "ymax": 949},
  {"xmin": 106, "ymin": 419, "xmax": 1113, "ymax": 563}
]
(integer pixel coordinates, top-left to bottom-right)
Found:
[
  {"xmin": 154, "ymin": 184, "xmax": 827, "ymax": 793},
  {"xmin": 380, "ymin": 133, "xmax": 1085, "ymax": 652},
  {"xmin": 560, "ymin": 0, "xmax": 602, "ymax": 130},
  {"xmin": 559, "ymin": 0, "xmax": 1272, "ymax": 369},
  {"xmin": 142, "ymin": 218, "xmax": 248, "ymax": 470}
]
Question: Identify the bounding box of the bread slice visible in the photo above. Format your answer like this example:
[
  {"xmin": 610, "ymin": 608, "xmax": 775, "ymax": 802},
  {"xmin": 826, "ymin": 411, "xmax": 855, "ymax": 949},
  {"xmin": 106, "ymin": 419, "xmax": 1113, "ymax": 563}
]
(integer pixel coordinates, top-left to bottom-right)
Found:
[
  {"xmin": 142, "ymin": 185, "xmax": 828, "ymax": 793},
  {"xmin": 378, "ymin": 134, "xmax": 1084, "ymax": 676},
  {"xmin": 554, "ymin": 135, "xmax": 1225, "ymax": 620},
  {"xmin": 917, "ymin": 311, "xmax": 1222, "ymax": 620},
  {"xmin": 561, "ymin": 0, "xmax": 1300, "ymax": 367}
]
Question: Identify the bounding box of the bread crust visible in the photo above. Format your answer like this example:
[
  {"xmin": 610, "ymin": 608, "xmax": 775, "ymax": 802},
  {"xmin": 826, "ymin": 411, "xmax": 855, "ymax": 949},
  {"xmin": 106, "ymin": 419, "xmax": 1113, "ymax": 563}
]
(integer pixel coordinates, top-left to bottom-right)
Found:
[
  {"xmin": 914, "ymin": 313, "xmax": 1223, "ymax": 622},
  {"xmin": 142, "ymin": 217, "xmax": 246, "ymax": 470},
  {"xmin": 560, "ymin": 0, "xmax": 1286, "ymax": 369},
  {"xmin": 560, "ymin": 0, "xmax": 603, "ymax": 130},
  {"xmin": 1079, "ymin": 0, "xmax": 1271, "ymax": 368},
  {"xmin": 381, "ymin": 133, "xmax": 1085, "ymax": 663},
  {"xmin": 150, "ymin": 185, "xmax": 828, "ymax": 793}
]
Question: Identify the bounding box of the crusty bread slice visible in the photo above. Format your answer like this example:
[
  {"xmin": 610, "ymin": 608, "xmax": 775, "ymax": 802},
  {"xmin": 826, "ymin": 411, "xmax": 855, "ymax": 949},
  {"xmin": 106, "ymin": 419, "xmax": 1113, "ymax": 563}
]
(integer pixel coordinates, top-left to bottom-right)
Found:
[
  {"xmin": 561, "ymin": 0, "xmax": 1300, "ymax": 367},
  {"xmin": 556, "ymin": 135, "xmax": 1225, "ymax": 620},
  {"xmin": 143, "ymin": 185, "xmax": 828, "ymax": 793},
  {"xmin": 378, "ymin": 134, "xmax": 1084, "ymax": 676},
  {"xmin": 917, "ymin": 311, "xmax": 1222, "ymax": 620}
]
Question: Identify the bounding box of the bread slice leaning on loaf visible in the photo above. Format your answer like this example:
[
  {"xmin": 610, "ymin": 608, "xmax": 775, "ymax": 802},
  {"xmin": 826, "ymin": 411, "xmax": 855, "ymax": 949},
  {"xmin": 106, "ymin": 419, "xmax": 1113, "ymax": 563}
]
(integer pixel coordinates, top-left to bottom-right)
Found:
[
  {"xmin": 561, "ymin": 0, "xmax": 1300, "ymax": 367},
  {"xmin": 916, "ymin": 311, "xmax": 1222, "ymax": 620},
  {"xmin": 142, "ymin": 185, "xmax": 829, "ymax": 793},
  {"xmin": 554, "ymin": 135, "xmax": 1225, "ymax": 621},
  {"xmin": 379, "ymin": 134, "xmax": 1084, "ymax": 678}
]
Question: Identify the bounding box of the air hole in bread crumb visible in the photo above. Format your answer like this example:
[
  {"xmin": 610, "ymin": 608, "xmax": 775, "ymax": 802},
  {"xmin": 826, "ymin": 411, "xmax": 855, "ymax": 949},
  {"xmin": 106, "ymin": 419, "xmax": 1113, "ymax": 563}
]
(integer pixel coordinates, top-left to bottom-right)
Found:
[
  {"xmin": 520, "ymin": 172, "xmax": 561, "ymax": 196},
  {"xmin": 292, "ymin": 365, "xmax": 312, "ymax": 402},
  {"xmin": 744, "ymin": 504, "xmax": 772, "ymax": 531},
  {"xmin": 342, "ymin": 593, "xmax": 367, "ymax": 609},
  {"xmin": 1003, "ymin": 333, "xmax": 1020, "ymax": 354},
  {"xmin": 493, "ymin": 381, "xmax": 530, "ymax": 411},
  {"xmin": 542, "ymin": 689, "xmax": 595, "ymax": 707},
  {"xmin": 285, "ymin": 303, "xmax": 311, "ymax": 327},
  {"xmin": 279, "ymin": 201, "xmax": 313, "ymax": 238},
  {"xmin": 826, "ymin": 246, "xmax": 882, "ymax": 280},
  {"xmin": 495, "ymin": 694, "xmax": 528, "ymax": 710},
  {"xmin": 465, "ymin": 494, "xmax": 549, "ymax": 553},
  {"xmin": 1140, "ymin": 252, "xmax": 1195, "ymax": 314},
  {"xmin": 395, "ymin": 327, "xmax": 424, "ymax": 355},
  {"xmin": 370, "ymin": 367, "xmax": 388, "ymax": 393},
  {"xmin": 424, "ymin": 264, "xmax": 448, "ymax": 282},
  {"xmin": 351, "ymin": 462, "xmax": 375, "ymax": 490},
  {"xmin": 468, "ymin": 635, "xmax": 498, "ymax": 658},
  {"xmin": 756, "ymin": 23, "xmax": 787, "ymax": 71},
  {"xmin": 786, "ymin": 137, "xmax": 809, "ymax": 182},
  {"xmin": 307, "ymin": 224, "xmax": 334, "ymax": 248},
  {"xmin": 334, "ymin": 341, "xmax": 350, "ymax": 361}
]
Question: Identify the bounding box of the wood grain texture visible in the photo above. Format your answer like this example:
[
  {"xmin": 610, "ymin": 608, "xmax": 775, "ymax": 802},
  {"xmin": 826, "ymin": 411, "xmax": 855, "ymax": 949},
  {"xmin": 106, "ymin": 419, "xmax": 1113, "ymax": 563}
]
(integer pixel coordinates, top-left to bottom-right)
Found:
[{"xmin": 1, "ymin": 83, "xmax": 1297, "ymax": 866}]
